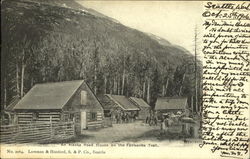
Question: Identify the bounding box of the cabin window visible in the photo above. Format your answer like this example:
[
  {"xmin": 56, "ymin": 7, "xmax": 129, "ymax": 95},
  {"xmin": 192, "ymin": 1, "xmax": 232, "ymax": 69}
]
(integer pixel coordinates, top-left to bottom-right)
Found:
[
  {"xmin": 81, "ymin": 91, "xmax": 87, "ymax": 105},
  {"xmin": 90, "ymin": 112, "xmax": 97, "ymax": 121}
]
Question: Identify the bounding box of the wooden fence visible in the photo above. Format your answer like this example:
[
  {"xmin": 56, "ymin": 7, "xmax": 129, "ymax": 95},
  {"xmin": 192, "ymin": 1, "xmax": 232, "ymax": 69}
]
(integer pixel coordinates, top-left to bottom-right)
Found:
[{"xmin": 0, "ymin": 121, "xmax": 75, "ymax": 143}]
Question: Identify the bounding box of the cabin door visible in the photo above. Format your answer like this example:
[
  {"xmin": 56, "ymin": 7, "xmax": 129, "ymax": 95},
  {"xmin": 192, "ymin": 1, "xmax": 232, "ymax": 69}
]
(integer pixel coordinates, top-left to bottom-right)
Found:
[{"xmin": 81, "ymin": 111, "xmax": 87, "ymax": 132}]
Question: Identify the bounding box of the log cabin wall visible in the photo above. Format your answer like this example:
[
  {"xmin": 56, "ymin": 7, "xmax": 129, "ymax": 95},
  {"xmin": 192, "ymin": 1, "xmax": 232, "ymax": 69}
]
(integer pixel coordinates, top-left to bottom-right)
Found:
[
  {"xmin": 74, "ymin": 112, "xmax": 81, "ymax": 134},
  {"xmin": 15, "ymin": 111, "xmax": 61, "ymax": 124},
  {"xmin": 87, "ymin": 111, "xmax": 103, "ymax": 129},
  {"xmin": 73, "ymin": 111, "xmax": 103, "ymax": 134},
  {"xmin": 64, "ymin": 82, "xmax": 104, "ymax": 130},
  {"xmin": 138, "ymin": 108, "xmax": 150, "ymax": 120}
]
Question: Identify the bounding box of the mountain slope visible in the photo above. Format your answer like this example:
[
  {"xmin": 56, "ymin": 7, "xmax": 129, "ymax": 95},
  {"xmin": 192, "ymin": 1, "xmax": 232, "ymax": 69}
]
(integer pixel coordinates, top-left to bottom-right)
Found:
[{"xmin": 1, "ymin": 0, "xmax": 202, "ymax": 108}]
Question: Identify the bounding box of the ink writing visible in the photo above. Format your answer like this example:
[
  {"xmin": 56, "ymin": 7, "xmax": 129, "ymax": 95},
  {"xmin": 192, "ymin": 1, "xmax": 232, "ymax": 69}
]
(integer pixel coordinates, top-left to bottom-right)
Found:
[{"xmin": 201, "ymin": 2, "xmax": 250, "ymax": 159}]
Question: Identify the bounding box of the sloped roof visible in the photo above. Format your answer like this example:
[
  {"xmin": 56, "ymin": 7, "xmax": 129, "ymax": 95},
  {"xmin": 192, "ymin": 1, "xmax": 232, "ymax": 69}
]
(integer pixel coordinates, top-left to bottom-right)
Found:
[
  {"xmin": 106, "ymin": 95, "xmax": 139, "ymax": 111},
  {"xmin": 129, "ymin": 97, "xmax": 150, "ymax": 108},
  {"xmin": 13, "ymin": 80, "xmax": 84, "ymax": 110},
  {"xmin": 155, "ymin": 97, "xmax": 187, "ymax": 110},
  {"xmin": 97, "ymin": 94, "xmax": 118, "ymax": 110}
]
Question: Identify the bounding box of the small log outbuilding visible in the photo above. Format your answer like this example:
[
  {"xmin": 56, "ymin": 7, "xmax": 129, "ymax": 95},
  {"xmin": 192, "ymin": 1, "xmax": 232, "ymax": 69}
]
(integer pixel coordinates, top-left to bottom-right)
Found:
[
  {"xmin": 97, "ymin": 94, "xmax": 140, "ymax": 119},
  {"xmin": 13, "ymin": 80, "xmax": 104, "ymax": 134},
  {"xmin": 155, "ymin": 97, "xmax": 189, "ymax": 117},
  {"xmin": 129, "ymin": 97, "xmax": 151, "ymax": 120}
]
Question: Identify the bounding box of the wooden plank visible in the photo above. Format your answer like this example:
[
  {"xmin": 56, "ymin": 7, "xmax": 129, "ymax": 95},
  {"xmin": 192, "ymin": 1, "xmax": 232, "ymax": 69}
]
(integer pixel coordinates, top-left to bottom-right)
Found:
[
  {"xmin": 20, "ymin": 124, "xmax": 52, "ymax": 127},
  {"xmin": 37, "ymin": 118, "xmax": 60, "ymax": 121},
  {"xmin": 18, "ymin": 122, "xmax": 31, "ymax": 124},
  {"xmin": 0, "ymin": 127, "xmax": 18, "ymax": 131},
  {"xmin": 87, "ymin": 123, "xmax": 102, "ymax": 126},
  {"xmin": 0, "ymin": 131, "xmax": 17, "ymax": 135},
  {"xmin": 17, "ymin": 118, "xmax": 33, "ymax": 121},
  {"xmin": 0, "ymin": 124, "xmax": 17, "ymax": 128},
  {"xmin": 18, "ymin": 117, "xmax": 60, "ymax": 120},
  {"xmin": 0, "ymin": 136, "xmax": 13, "ymax": 139},
  {"xmin": 17, "ymin": 129, "xmax": 51, "ymax": 134},
  {"xmin": 0, "ymin": 130, "xmax": 18, "ymax": 134},
  {"xmin": 36, "ymin": 119, "xmax": 60, "ymax": 121},
  {"xmin": 88, "ymin": 121, "xmax": 102, "ymax": 124},
  {"xmin": 17, "ymin": 132, "xmax": 51, "ymax": 137},
  {"xmin": 38, "ymin": 114, "xmax": 60, "ymax": 116},
  {"xmin": 17, "ymin": 113, "xmax": 33, "ymax": 115},
  {"xmin": 88, "ymin": 122, "xmax": 102, "ymax": 125},
  {"xmin": 18, "ymin": 119, "xmax": 33, "ymax": 121},
  {"xmin": 18, "ymin": 128, "xmax": 51, "ymax": 133},
  {"xmin": 38, "ymin": 112, "xmax": 61, "ymax": 115},
  {"xmin": 17, "ymin": 115, "xmax": 33, "ymax": 118},
  {"xmin": 18, "ymin": 116, "xmax": 33, "ymax": 119},
  {"xmin": 15, "ymin": 136, "xmax": 51, "ymax": 142},
  {"xmin": 14, "ymin": 133, "xmax": 50, "ymax": 138},
  {"xmin": 38, "ymin": 116, "xmax": 60, "ymax": 119},
  {"xmin": 88, "ymin": 124, "xmax": 102, "ymax": 127},
  {"xmin": 25, "ymin": 127, "xmax": 53, "ymax": 130}
]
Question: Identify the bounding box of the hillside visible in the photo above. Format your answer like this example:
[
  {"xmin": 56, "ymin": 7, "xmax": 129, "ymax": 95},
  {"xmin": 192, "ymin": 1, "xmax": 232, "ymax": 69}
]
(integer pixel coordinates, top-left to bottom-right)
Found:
[{"xmin": 1, "ymin": 0, "xmax": 202, "ymax": 109}]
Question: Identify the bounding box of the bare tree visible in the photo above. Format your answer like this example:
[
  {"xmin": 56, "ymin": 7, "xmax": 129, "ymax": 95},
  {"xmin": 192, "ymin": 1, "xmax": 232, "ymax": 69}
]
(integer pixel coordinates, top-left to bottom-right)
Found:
[{"xmin": 194, "ymin": 26, "xmax": 198, "ymax": 114}]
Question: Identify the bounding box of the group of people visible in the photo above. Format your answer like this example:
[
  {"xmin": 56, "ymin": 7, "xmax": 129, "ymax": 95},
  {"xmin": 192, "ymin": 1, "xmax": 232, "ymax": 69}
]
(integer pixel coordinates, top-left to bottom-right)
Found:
[
  {"xmin": 145, "ymin": 111, "xmax": 186, "ymax": 130},
  {"xmin": 112, "ymin": 111, "xmax": 137, "ymax": 124},
  {"xmin": 160, "ymin": 115, "xmax": 172, "ymax": 131}
]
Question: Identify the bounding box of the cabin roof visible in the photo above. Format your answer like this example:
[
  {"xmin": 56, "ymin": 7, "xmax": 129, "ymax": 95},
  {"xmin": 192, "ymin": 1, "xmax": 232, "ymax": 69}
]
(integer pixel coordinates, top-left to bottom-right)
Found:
[
  {"xmin": 106, "ymin": 95, "xmax": 140, "ymax": 111},
  {"xmin": 13, "ymin": 80, "xmax": 84, "ymax": 110},
  {"xmin": 155, "ymin": 97, "xmax": 187, "ymax": 110},
  {"xmin": 129, "ymin": 97, "xmax": 150, "ymax": 108},
  {"xmin": 97, "ymin": 94, "xmax": 117, "ymax": 110}
]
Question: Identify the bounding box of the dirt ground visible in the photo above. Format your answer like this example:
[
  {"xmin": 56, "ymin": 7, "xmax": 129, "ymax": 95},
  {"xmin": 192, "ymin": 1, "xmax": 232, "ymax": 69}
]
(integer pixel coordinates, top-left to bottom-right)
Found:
[
  {"xmin": 76, "ymin": 121, "xmax": 159, "ymax": 143},
  {"xmin": 45, "ymin": 120, "xmax": 201, "ymax": 144}
]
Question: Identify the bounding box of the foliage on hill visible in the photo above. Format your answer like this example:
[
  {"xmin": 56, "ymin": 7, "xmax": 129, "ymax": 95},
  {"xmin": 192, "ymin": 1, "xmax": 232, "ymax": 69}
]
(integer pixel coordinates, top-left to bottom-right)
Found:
[{"xmin": 1, "ymin": 0, "xmax": 202, "ymax": 110}]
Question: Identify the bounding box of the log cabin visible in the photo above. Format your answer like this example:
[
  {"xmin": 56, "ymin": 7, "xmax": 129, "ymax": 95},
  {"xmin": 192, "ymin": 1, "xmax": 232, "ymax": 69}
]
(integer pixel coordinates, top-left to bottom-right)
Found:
[
  {"xmin": 12, "ymin": 80, "xmax": 104, "ymax": 134},
  {"xmin": 97, "ymin": 94, "xmax": 140, "ymax": 120},
  {"xmin": 129, "ymin": 97, "xmax": 151, "ymax": 120},
  {"xmin": 155, "ymin": 97, "xmax": 189, "ymax": 118}
]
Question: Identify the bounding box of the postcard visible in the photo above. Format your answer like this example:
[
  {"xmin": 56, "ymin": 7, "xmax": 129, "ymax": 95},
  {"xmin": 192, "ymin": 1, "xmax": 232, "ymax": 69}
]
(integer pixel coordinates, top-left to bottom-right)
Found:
[{"xmin": 1, "ymin": 1, "xmax": 249, "ymax": 159}]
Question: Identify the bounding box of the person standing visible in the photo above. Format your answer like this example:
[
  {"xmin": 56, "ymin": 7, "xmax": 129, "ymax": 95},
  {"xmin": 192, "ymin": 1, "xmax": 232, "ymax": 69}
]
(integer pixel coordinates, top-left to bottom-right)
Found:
[
  {"xmin": 146, "ymin": 116, "xmax": 149, "ymax": 124},
  {"xmin": 161, "ymin": 118, "xmax": 165, "ymax": 130},
  {"xmin": 154, "ymin": 116, "xmax": 158, "ymax": 126}
]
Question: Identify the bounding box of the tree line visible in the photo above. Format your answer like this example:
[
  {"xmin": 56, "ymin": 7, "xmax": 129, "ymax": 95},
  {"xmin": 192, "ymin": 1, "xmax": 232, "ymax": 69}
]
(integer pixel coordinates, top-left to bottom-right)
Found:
[{"xmin": 1, "ymin": 1, "xmax": 202, "ymax": 111}]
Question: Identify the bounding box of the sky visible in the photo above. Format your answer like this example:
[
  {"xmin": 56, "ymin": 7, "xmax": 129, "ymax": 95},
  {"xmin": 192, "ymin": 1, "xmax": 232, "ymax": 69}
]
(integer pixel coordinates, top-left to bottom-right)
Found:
[{"xmin": 77, "ymin": 1, "xmax": 203, "ymax": 54}]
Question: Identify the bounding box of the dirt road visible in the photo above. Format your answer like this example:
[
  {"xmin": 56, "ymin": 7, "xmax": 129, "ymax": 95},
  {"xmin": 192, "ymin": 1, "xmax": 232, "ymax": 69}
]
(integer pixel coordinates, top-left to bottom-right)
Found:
[{"xmin": 78, "ymin": 121, "xmax": 159, "ymax": 143}]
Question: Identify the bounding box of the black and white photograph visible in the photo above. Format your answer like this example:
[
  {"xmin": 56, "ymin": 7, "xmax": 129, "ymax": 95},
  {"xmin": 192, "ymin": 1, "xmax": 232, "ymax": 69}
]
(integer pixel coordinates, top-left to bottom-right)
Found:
[{"xmin": 1, "ymin": 0, "xmax": 249, "ymax": 159}]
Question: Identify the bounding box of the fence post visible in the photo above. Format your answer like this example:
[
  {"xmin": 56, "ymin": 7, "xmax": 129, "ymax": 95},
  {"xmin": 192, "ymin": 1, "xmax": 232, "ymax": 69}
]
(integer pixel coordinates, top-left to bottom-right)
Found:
[
  {"xmin": 14, "ymin": 124, "xmax": 18, "ymax": 143},
  {"xmin": 63, "ymin": 122, "xmax": 66, "ymax": 137},
  {"xmin": 73, "ymin": 117, "xmax": 75, "ymax": 136},
  {"xmin": 50, "ymin": 116, "xmax": 53, "ymax": 140},
  {"xmin": 30, "ymin": 121, "xmax": 33, "ymax": 138}
]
